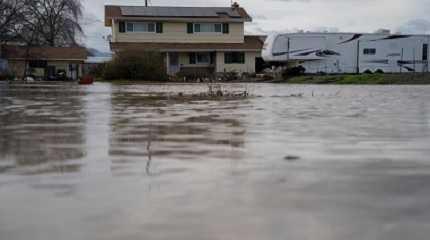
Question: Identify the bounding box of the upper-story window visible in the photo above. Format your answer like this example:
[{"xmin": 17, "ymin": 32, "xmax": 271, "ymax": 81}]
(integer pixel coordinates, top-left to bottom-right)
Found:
[
  {"xmin": 126, "ymin": 22, "xmax": 156, "ymax": 33},
  {"xmin": 188, "ymin": 23, "xmax": 229, "ymax": 34},
  {"xmin": 194, "ymin": 23, "xmax": 222, "ymax": 33}
]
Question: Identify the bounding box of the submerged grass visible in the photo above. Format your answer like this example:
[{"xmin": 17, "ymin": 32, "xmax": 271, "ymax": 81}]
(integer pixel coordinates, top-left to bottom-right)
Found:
[{"xmin": 283, "ymin": 73, "xmax": 430, "ymax": 84}]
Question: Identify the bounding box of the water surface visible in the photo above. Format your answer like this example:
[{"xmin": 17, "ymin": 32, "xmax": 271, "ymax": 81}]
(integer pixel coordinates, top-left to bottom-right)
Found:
[{"xmin": 1, "ymin": 82, "xmax": 430, "ymax": 240}]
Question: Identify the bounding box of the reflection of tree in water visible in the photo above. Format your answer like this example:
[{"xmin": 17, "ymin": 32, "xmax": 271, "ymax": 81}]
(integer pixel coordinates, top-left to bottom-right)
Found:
[
  {"xmin": 0, "ymin": 84, "xmax": 86, "ymax": 175},
  {"xmin": 109, "ymin": 92, "xmax": 248, "ymax": 176}
]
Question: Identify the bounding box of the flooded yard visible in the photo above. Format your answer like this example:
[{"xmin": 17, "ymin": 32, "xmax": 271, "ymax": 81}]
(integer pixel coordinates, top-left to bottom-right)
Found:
[{"xmin": 1, "ymin": 82, "xmax": 430, "ymax": 240}]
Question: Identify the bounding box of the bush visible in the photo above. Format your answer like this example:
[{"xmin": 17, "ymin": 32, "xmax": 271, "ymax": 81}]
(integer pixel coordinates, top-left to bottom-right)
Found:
[
  {"xmin": 363, "ymin": 69, "xmax": 373, "ymax": 74},
  {"xmin": 102, "ymin": 50, "xmax": 168, "ymax": 81},
  {"xmin": 375, "ymin": 69, "xmax": 384, "ymax": 74},
  {"xmin": 282, "ymin": 65, "xmax": 306, "ymax": 79},
  {"xmin": 90, "ymin": 63, "xmax": 107, "ymax": 79}
]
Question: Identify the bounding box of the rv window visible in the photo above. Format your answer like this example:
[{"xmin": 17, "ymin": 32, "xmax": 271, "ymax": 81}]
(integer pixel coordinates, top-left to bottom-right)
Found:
[
  {"xmin": 423, "ymin": 44, "xmax": 428, "ymax": 61},
  {"xmin": 272, "ymin": 35, "xmax": 288, "ymax": 55},
  {"xmin": 363, "ymin": 48, "xmax": 376, "ymax": 55}
]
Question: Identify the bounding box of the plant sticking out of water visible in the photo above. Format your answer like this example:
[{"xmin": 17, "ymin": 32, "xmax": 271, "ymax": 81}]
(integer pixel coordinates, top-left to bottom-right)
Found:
[{"xmin": 175, "ymin": 84, "xmax": 250, "ymax": 101}]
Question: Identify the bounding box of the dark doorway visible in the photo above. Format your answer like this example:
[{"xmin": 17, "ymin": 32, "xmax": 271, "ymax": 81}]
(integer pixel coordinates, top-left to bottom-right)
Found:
[
  {"xmin": 255, "ymin": 57, "xmax": 268, "ymax": 73},
  {"xmin": 46, "ymin": 66, "xmax": 56, "ymax": 79}
]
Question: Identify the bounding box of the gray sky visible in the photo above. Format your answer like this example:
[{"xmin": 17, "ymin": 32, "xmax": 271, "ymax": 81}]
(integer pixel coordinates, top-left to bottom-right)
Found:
[{"xmin": 82, "ymin": 0, "xmax": 430, "ymax": 52}]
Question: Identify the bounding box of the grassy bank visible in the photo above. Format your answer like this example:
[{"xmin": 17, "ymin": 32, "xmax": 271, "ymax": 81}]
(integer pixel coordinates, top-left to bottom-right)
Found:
[{"xmin": 282, "ymin": 73, "xmax": 430, "ymax": 84}]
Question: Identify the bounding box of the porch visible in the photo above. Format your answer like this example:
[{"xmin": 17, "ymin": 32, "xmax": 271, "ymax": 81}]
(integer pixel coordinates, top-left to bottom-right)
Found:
[{"xmin": 166, "ymin": 52, "xmax": 216, "ymax": 77}]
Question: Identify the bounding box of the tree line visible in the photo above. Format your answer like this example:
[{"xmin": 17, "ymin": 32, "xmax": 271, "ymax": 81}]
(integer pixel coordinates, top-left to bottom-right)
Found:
[{"xmin": 0, "ymin": 0, "xmax": 83, "ymax": 47}]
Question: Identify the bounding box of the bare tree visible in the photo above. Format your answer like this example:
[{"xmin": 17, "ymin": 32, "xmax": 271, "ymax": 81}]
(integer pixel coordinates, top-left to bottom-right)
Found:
[
  {"xmin": 25, "ymin": 0, "xmax": 83, "ymax": 47},
  {"xmin": 0, "ymin": 0, "xmax": 25, "ymax": 44}
]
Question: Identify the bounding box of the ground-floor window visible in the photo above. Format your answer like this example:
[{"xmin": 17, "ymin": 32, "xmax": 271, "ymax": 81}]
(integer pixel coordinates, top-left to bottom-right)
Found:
[
  {"xmin": 189, "ymin": 52, "xmax": 213, "ymax": 65},
  {"xmin": 225, "ymin": 52, "xmax": 245, "ymax": 64}
]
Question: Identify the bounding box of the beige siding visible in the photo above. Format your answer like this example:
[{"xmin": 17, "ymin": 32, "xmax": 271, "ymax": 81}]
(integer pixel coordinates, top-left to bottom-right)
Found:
[
  {"xmin": 113, "ymin": 21, "xmax": 244, "ymax": 43},
  {"xmin": 216, "ymin": 51, "xmax": 260, "ymax": 73}
]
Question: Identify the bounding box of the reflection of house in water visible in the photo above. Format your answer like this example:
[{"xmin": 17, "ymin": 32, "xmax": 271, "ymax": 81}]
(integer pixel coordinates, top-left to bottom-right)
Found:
[
  {"xmin": 108, "ymin": 91, "xmax": 247, "ymax": 175},
  {"xmin": 0, "ymin": 85, "xmax": 86, "ymax": 175}
]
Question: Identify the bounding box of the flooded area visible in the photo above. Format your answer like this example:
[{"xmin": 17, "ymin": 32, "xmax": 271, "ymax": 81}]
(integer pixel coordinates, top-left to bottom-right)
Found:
[{"xmin": 1, "ymin": 82, "xmax": 430, "ymax": 240}]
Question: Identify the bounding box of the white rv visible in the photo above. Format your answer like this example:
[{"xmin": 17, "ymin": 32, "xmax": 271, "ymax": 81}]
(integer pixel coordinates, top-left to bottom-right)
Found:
[{"xmin": 262, "ymin": 32, "xmax": 430, "ymax": 74}]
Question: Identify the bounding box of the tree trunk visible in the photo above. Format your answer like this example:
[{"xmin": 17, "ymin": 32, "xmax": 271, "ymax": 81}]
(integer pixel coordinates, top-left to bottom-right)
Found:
[{"xmin": 22, "ymin": 45, "xmax": 31, "ymax": 80}]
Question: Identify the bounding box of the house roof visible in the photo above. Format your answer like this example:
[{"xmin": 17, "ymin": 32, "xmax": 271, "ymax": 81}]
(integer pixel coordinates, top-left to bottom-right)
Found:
[
  {"xmin": 2, "ymin": 45, "xmax": 88, "ymax": 61},
  {"xmin": 105, "ymin": 5, "xmax": 252, "ymax": 26},
  {"xmin": 110, "ymin": 36, "xmax": 263, "ymax": 52}
]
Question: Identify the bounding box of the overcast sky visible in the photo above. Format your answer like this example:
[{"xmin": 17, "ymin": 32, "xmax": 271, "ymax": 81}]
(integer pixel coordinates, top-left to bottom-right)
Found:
[{"xmin": 82, "ymin": 0, "xmax": 430, "ymax": 52}]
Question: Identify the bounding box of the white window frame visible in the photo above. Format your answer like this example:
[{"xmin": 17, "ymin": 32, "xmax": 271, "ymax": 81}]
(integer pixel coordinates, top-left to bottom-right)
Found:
[
  {"xmin": 126, "ymin": 22, "xmax": 156, "ymax": 33},
  {"xmin": 193, "ymin": 23, "xmax": 223, "ymax": 34}
]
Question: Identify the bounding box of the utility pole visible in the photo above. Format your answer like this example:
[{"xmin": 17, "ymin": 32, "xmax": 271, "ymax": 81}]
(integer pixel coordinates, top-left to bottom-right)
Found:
[{"xmin": 145, "ymin": 0, "xmax": 148, "ymax": 7}]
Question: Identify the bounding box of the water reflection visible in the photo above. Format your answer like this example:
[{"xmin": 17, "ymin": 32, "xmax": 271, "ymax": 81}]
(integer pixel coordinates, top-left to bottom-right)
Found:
[
  {"xmin": 108, "ymin": 91, "xmax": 247, "ymax": 176},
  {"xmin": 1, "ymin": 83, "xmax": 430, "ymax": 240},
  {"xmin": 0, "ymin": 83, "xmax": 86, "ymax": 175}
]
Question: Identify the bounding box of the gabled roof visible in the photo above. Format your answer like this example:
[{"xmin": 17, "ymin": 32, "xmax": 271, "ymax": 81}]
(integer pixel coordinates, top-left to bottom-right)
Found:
[
  {"xmin": 110, "ymin": 36, "xmax": 263, "ymax": 52},
  {"xmin": 105, "ymin": 5, "xmax": 252, "ymax": 26},
  {"xmin": 2, "ymin": 45, "xmax": 88, "ymax": 61}
]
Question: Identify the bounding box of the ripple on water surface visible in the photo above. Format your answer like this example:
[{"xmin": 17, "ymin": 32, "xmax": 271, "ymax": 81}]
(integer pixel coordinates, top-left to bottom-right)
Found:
[{"xmin": 1, "ymin": 82, "xmax": 430, "ymax": 240}]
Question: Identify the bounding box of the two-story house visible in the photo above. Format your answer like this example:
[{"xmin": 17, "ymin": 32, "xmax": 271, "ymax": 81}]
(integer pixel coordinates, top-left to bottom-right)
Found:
[{"xmin": 105, "ymin": 3, "xmax": 263, "ymax": 76}]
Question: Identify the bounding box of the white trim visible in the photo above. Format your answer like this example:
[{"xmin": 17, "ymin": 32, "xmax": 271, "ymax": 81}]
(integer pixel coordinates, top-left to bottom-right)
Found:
[{"xmin": 113, "ymin": 17, "xmax": 245, "ymax": 23}]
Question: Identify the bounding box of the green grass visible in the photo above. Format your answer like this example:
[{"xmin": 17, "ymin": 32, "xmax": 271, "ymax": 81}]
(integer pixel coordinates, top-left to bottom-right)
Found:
[{"xmin": 284, "ymin": 73, "xmax": 430, "ymax": 84}]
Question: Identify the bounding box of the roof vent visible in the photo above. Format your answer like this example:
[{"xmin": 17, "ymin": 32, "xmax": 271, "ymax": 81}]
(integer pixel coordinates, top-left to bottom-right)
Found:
[{"xmin": 232, "ymin": 2, "xmax": 240, "ymax": 9}]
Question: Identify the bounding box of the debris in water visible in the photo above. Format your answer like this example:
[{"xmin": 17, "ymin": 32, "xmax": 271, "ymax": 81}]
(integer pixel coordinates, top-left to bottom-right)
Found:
[{"xmin": 284, "ymin": 155, "xmax": 301, "ymax": 161}]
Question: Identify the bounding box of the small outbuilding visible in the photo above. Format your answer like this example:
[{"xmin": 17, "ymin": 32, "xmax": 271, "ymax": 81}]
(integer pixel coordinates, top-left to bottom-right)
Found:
[{"xmin": 2, "ymin": 45, "xmax": 87, "ymax": 80}]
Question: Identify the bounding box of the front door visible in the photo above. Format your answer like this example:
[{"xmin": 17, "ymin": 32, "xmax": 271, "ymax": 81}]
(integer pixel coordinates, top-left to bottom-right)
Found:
[{"xmin": 169, "ymin": 53, "xmax": 180, "ymax": 75}]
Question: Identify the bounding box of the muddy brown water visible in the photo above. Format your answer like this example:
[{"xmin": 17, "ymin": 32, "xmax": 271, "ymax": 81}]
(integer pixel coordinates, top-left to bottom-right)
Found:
[{"xmin": 1, "ymin": 82, "xmax": 430, "ymax": 240}]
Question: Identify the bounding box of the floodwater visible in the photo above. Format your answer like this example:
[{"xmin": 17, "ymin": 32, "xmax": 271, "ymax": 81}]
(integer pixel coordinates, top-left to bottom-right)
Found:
[{"xmin": 1, "ymin": 82, "xmax": 430, "ymax": 240}]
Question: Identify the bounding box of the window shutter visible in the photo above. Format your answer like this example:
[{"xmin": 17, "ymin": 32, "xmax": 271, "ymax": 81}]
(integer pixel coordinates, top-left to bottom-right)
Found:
[
  {"xmin": 156, "ymin": 22, "xmax": 163, "ymax": 33},
  {"xmin": 187, "ymin": 23, "xmax": 194, "ymax": 34},
  {"xmin": 189, "ymin": 53, "xmax": 196, "ymax": 64},
  {"xmin": 119, "ymin": 21, "xmax": 125, "ymax": 33},
  {"xmin": 222, "ymin": 23, "xmax": 229, "ymax": 34}
]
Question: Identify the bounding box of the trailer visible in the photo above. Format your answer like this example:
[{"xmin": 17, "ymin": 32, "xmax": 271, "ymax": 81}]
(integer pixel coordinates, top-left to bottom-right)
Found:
[{"xmin": 262, "ymin": 32, "xmax": 430, "ymax": 74}]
